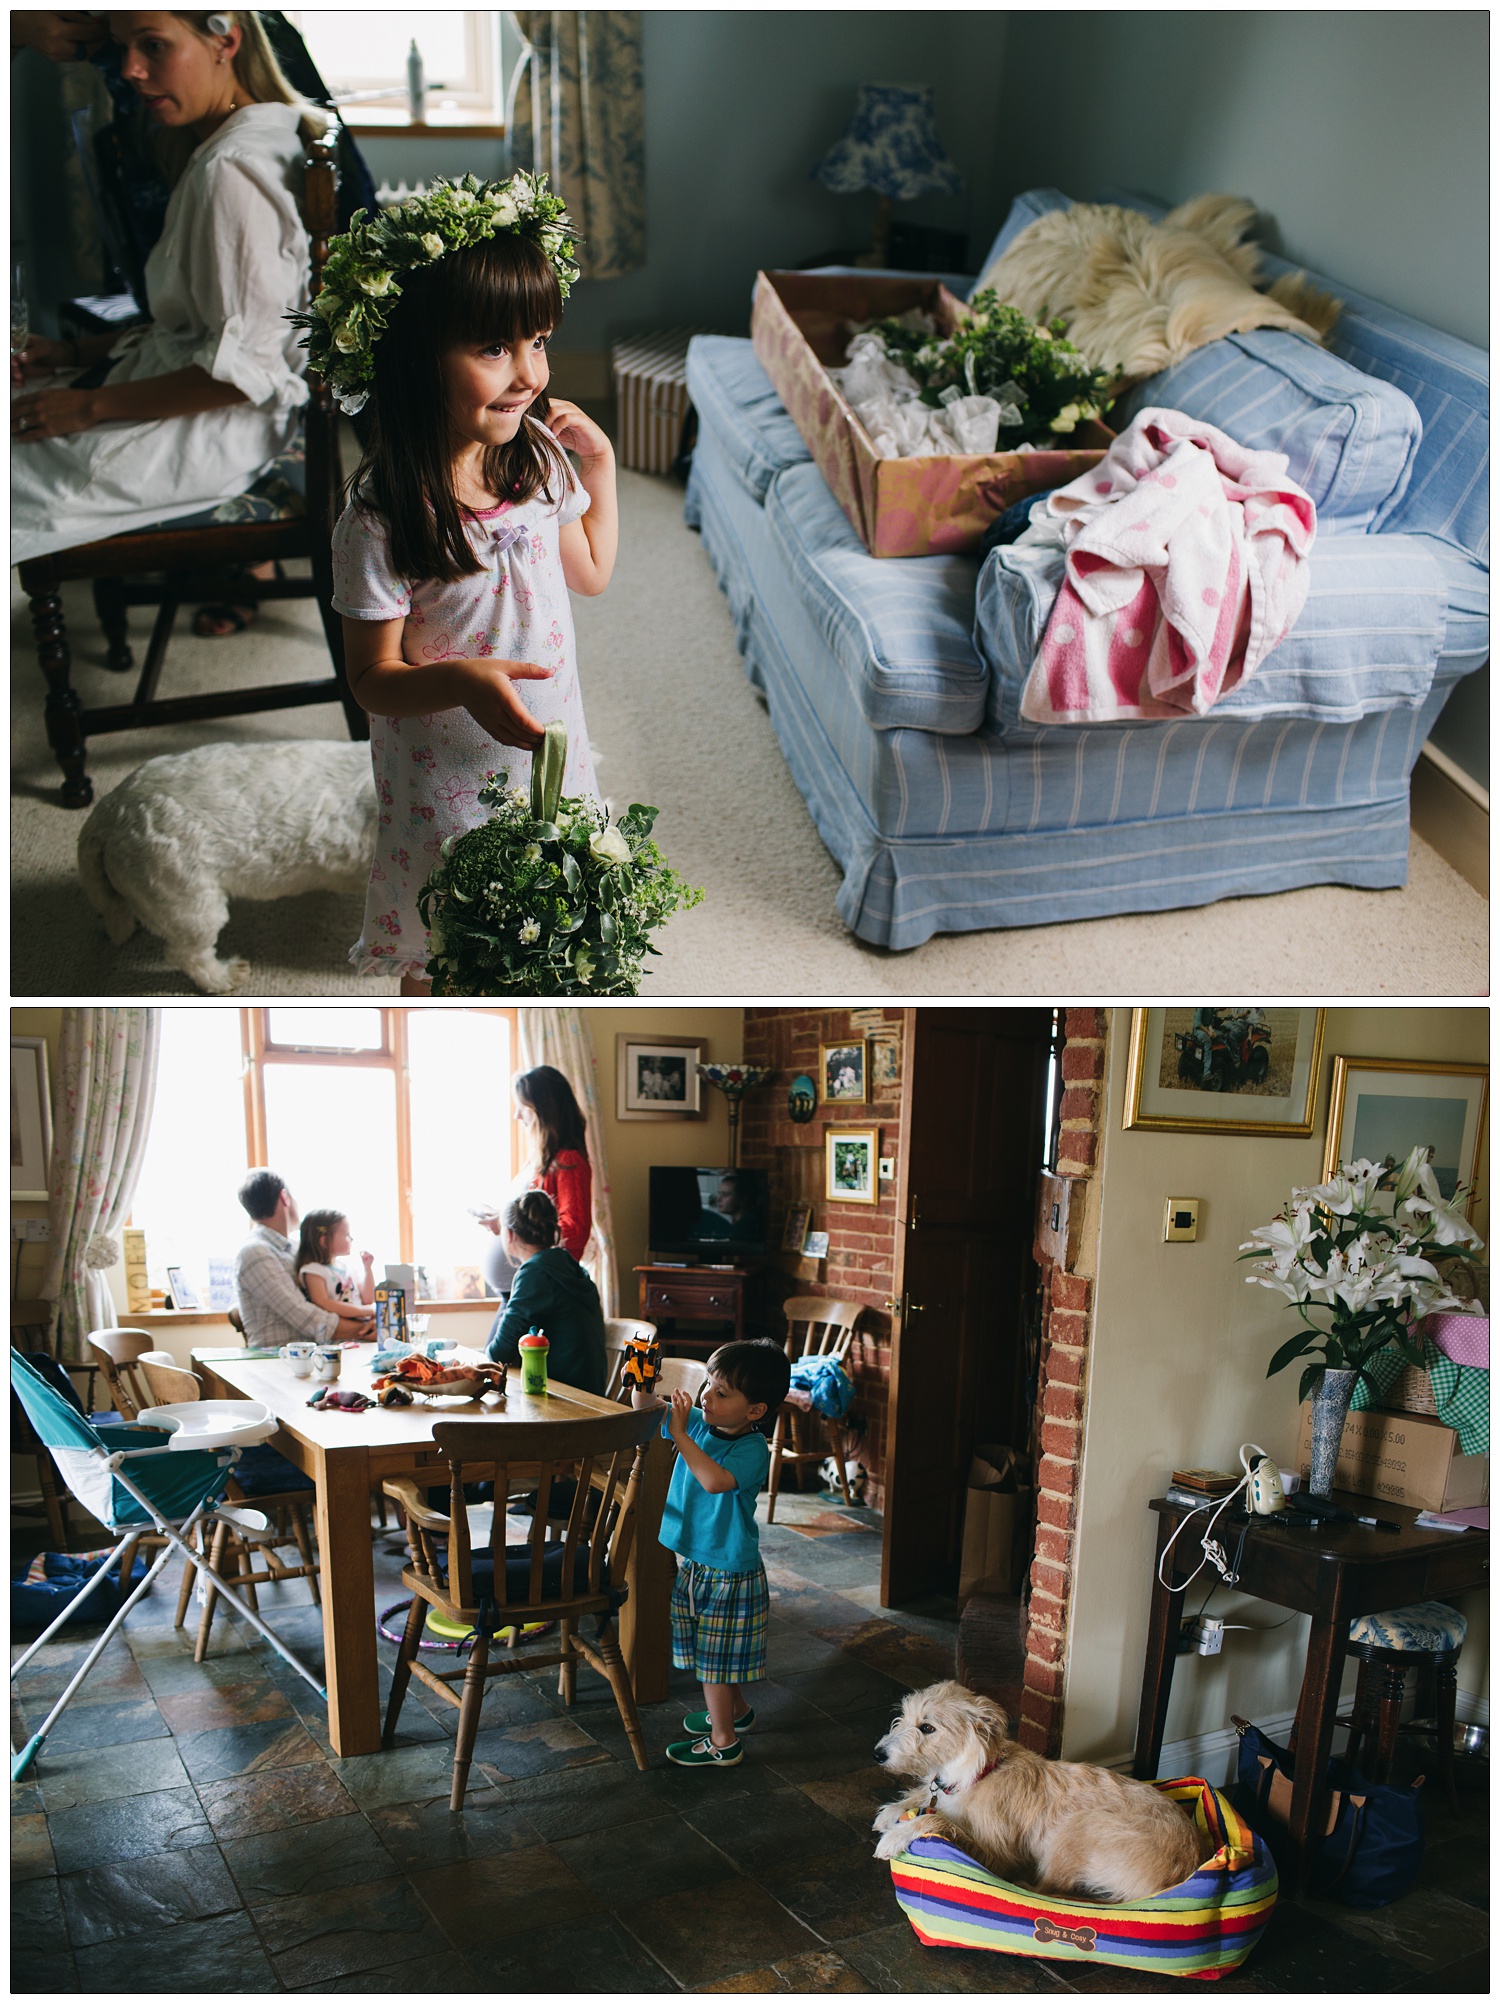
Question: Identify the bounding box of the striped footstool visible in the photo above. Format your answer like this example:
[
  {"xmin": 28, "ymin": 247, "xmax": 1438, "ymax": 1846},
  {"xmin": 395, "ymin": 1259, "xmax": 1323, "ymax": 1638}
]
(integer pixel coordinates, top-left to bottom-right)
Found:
[{"xmin": 888, "ymin": 1777, "xmax": 1278, "ymax": 1981}]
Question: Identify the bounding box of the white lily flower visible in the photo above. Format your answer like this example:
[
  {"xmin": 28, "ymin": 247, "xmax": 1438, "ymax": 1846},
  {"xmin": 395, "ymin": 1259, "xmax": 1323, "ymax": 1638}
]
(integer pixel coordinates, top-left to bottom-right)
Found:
[{"xmin": 1302, "ymin": 1173, "xmax": 1356, "ymax": 1215}]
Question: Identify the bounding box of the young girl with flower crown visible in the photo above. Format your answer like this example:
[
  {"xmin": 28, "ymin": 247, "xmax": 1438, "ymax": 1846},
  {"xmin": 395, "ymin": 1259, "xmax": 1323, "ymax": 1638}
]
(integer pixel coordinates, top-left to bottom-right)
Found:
[{"xmin": 299, "ymin": 173, "xmax": 617, "ymax": 994}]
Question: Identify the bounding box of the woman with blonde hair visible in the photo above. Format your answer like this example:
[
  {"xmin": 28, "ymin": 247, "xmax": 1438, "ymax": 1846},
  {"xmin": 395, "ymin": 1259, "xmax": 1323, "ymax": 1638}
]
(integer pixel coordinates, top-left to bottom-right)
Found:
[{"xmin": 12, "ymin": 11, "xmax": 325, "ymax": 565}]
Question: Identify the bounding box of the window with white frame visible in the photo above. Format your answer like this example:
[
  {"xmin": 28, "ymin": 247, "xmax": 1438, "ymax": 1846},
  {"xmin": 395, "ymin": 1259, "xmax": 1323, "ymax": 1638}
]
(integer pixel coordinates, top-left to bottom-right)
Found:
[
  {"xmin": 130, "ymin": 1007, "xmax": 519, "ymax": 1307},
  {"xmin": 287, "ymin": 11, "xmax": 503, "ymax": 122}
]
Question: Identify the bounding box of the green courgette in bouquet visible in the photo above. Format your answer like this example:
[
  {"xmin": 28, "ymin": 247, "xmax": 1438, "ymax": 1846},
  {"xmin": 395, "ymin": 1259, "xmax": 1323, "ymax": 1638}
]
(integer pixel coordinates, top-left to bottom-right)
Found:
[{"xmin": 417, "ymin": 724, "xmax": 703, "ymax": 996}]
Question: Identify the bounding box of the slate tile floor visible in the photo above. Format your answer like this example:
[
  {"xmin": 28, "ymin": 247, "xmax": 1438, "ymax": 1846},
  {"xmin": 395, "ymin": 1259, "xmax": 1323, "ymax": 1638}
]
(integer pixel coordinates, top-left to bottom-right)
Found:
[{"xmin": 10, "ymin": 1494, "xmax": 1488, "ymax": 1992}]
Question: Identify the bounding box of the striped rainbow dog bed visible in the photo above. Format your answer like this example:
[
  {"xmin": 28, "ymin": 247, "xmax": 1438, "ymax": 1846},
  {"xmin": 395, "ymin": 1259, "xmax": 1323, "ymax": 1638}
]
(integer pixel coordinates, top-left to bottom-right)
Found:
[{"xmin": 888, "ymin": 1777, "xmax": 1278, "ymax": 1980}]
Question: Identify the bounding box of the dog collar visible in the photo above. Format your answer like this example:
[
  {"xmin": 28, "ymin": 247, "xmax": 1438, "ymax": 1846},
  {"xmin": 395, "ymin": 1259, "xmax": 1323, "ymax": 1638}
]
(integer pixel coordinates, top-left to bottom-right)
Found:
[{"xmin": 933, "ymin": 1758, "xmax": 1002, "ymax": 1799}]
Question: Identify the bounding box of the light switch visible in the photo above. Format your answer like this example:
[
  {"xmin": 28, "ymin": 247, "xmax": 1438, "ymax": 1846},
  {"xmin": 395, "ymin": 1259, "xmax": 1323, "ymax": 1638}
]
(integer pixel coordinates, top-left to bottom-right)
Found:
[
  {"xmin": 878, "ymin": 1156, "xmax": 896, "ymax": 1182},
  {"xmin": 1163, "ymin": 1197, "xmax": 1200, "ymax": 1242}
]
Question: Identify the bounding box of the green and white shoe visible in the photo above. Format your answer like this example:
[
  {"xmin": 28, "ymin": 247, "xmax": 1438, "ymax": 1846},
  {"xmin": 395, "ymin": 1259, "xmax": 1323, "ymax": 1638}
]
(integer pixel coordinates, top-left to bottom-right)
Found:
[
  {"xmin": 681, "ymin": 1706, "xmax": 755, "ymax": 1736},
  {"xmin": 666, "ymin": 1733, "xmax": 743, "ymax": 1767}
]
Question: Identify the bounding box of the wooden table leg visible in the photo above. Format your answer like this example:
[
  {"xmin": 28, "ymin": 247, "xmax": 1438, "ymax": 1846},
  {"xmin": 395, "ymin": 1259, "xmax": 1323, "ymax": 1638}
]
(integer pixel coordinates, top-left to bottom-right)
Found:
[
  {"xmin": 1285, "ymin": 1610, "xmax": 1344, "ymax": 1894},
  {"xmin": 1133, "ymin": 1514, "xmax": 1187, "ymax": 1778},
  {"xmin": 618, "ymin": 1435, "xmax": 672, "ymax": 1705},
  {"xmin": 312, "ymin": 1444, "xmax": 382, "ymax": 1757}
]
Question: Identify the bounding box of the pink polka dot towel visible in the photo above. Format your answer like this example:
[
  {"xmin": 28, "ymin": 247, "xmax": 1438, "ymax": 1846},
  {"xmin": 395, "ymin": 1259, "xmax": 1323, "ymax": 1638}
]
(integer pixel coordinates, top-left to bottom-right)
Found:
[{"xmin": 1018, "ymin": 407, "xmax": 1316, "ymax": 724}]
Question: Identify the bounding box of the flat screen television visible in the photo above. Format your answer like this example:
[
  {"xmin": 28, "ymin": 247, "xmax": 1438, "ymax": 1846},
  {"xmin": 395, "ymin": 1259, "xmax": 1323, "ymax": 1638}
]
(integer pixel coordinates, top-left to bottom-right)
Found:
[{"xmin": 649, "ymin": 1166, "xmax": 770, "ymax": 1260}]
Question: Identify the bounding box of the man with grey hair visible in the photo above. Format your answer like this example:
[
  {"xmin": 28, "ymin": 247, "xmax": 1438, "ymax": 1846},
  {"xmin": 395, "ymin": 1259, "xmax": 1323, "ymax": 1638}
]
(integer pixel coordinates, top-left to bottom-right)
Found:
[{"xmin": 233, "ymin": 1169, "xmax": 374, "ymax": 1346}]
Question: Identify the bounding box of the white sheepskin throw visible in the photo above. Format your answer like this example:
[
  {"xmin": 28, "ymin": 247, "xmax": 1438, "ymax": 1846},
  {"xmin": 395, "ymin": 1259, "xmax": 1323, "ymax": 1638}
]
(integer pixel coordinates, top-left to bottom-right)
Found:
[{"xmin": 977, "ymin": 195, "xmax": 1341, "ymax": 383}]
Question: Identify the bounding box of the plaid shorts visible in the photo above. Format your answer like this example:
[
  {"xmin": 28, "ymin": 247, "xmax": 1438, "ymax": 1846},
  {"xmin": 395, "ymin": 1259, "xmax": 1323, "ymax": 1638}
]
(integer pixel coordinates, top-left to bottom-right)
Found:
[{"xmin": 670, "ymin": 1558, "xmax": 769, "ymax": 1684}]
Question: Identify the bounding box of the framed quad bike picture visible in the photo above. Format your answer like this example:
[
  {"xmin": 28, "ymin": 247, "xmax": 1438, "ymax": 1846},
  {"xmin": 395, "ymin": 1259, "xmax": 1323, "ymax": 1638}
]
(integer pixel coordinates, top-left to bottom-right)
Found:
[{"xmin": 1123, "ymin": 1008, "xmax": 1325, "ymax": 1137}]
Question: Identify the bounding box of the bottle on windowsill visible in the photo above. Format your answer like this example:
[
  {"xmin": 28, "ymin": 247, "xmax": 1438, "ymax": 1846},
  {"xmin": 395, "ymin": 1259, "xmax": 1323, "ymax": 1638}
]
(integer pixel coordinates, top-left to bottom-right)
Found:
[{"xmin": 406, "ymin": 39, "xmax": 426, "ymax": 124}]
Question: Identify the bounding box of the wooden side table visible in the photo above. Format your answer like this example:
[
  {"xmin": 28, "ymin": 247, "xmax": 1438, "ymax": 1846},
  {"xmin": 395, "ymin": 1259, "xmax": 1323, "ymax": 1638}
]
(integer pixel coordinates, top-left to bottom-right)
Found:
[
  {"xmin": 1134, "ymin": 1492, "xmax": 1489, "ymax": 1893},
  {"xmin": 635, "ymin": 1264, "xmax": 753, "ymax": 1353}
]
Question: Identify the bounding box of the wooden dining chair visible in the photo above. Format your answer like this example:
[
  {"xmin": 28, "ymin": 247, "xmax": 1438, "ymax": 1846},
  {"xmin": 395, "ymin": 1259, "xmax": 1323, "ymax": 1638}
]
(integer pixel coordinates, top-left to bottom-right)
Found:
[
  {"xmin": 766, "ymin": 1296, "xmax": 864, "ymax": 1522},
  {"xmin": 16, "ymin": 130, "xmax": 366, "ymax": 808},
  {"xmin": 656, "ymin": 1356, "xmax": 708, "ymax": 1402},
  {"xmin": 382, "ymin": 1405, "xmax": 660, "ymax": 1808},
  {"xmin": 131, "ymin": 1354, "xmax": 322, "ymax": 1656},
  {"xmin": 87, "ymin": 1327, "xmax": 160, "ymax": 1422},
  {"xmin": 603, "ymin": 1317, "xmax": 656, "ymax": 1401}
]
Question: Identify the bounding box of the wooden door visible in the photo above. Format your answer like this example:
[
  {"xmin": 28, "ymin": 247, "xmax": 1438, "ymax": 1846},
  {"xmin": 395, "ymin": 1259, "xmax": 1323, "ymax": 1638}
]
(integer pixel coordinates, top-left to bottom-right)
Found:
[{"xmin": 881, "ymin": 1008, "xmax": 1051, "ymax": 1605}]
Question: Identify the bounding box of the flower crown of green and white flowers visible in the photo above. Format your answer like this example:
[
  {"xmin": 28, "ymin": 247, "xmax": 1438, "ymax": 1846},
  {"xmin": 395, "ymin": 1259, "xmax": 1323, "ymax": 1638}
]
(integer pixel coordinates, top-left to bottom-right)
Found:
[{"xmin": 290, "ymin": 170, "xmax": 581, "ymax": 415}]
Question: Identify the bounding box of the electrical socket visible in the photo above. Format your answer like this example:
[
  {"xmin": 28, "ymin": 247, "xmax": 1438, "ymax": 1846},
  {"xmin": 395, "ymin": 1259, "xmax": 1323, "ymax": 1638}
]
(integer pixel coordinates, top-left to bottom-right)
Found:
[
  {"xmin": 11, "ymin": 1219, "xmax": 51, "ymax": 1242},
  {"xmin": 1197, "ymin": 1617, "xmax": 1224, "ymax": 1656}
]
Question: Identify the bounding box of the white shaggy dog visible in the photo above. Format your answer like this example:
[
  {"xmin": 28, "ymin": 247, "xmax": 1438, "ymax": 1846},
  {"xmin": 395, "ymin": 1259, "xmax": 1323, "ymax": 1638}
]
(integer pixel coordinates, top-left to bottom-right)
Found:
[
  {"xmin": 873, "ymin": 1681, "xmax": 1210, "ymax": 1903},
  {"xmin": 977, "ymin": 194, "xmax": 1341, "ymax": 384},
  {"xmin": 77, "ymin": 740, "xmax": 376, "ymax": 993}
]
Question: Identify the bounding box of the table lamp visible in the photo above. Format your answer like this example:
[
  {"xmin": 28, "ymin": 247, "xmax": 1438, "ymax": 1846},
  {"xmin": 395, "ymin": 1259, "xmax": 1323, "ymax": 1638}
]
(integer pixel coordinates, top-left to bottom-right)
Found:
[
  {"xmin": 812, "ymin": 83, "xmax": 963, "ymax": 268},
  {"xmin": 696, "ymin": 1062, "xmax": 772, "ymax": 1170}
]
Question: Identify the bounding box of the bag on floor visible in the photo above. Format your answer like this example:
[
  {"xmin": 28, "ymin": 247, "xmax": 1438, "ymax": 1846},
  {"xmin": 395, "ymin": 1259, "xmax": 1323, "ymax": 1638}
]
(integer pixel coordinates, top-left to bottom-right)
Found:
[
  {"xmin": 958, "ymin": 1444, "xmax": 1029, "ymax": 1600},
  {"xmin": 11, "ymin": 1549, "xmax": 151, "ymax": 1634},
  {"xmin": 1231, "ymin": 1716, "xmax": 1424, "ymax": 1907}
]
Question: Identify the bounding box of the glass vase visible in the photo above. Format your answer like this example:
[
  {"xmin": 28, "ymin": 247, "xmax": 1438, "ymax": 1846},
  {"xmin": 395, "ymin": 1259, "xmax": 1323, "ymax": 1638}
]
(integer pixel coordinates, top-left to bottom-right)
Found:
[{"xmin": 1307, "ymin": 1366, "xmax": 1358, "ymax": 1498}]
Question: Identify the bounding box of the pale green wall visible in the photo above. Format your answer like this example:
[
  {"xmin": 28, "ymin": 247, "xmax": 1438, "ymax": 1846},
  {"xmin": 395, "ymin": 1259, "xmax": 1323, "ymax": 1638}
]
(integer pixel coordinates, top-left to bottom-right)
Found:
[{"xmin": 1065, "ymin": 1008, "xmax": 1489, "ymax": 1766}]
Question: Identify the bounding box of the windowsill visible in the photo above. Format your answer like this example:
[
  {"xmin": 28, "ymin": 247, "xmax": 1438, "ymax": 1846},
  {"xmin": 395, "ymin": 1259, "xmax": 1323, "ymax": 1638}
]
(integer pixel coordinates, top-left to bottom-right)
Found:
[
  {"xmin": 345, "ymin": 112, "xmax": 506, "ymax": 140},
  {"xmin": 123, "ymin": 1297, "xmax": 498, "ymax": 1327}
]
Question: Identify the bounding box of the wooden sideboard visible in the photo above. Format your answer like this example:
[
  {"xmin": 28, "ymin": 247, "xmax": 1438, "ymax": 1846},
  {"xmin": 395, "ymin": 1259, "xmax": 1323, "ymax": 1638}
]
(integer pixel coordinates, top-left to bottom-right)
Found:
[{"xmin": 634, "ymin": 1264, "xmax": 757, "ymax": 1352}]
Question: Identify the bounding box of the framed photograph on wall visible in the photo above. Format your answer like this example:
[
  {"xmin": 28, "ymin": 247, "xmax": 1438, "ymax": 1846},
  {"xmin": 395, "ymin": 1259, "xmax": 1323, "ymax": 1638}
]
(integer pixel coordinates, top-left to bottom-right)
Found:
[
  {"xmin": 11, "ymin": 1036, "xmax": 52, "ymax": 1201},
  {"xmin": 1123, "ymin": 1008, "xmax": 1325, "ymax": 1136},
  {"xmin": 616, "ymin": 1035, "xmax": 706, "ymax": 1120},
  {"xmin": 821, "ymin": 1040, "xmax": 868, "ymax": 1103},
  {"xmin": 826, "ymin": 1126, "xmax": 879, "ymax": 1204},
  {"xmin": 1325, "ymin": 1057, "xmax": 1488, "ymax": 1215},
  {"xmin": 870, "ymin": 1030, "xmax": 901, "ymax": 1091}
]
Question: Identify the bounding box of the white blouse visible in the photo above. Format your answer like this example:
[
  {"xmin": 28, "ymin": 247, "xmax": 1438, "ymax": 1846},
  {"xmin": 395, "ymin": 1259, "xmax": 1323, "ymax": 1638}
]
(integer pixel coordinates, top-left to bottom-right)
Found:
[{"xmin": 11, "ymin": 102, "xmax": 311, "ymax": 564}]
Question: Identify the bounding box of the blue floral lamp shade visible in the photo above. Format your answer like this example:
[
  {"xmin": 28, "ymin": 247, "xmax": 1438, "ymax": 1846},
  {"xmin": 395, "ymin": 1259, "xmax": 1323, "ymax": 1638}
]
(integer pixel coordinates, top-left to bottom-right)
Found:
[{"xmin": 812, "ymin": 83, "xmax": 963, "ymax": 264}]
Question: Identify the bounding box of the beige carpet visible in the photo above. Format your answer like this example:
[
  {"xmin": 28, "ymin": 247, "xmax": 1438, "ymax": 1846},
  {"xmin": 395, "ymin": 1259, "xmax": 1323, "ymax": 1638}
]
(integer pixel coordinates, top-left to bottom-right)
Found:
[{"xmin": 11, "ymin": 469, "xmax": 1488, "ymax": 997}]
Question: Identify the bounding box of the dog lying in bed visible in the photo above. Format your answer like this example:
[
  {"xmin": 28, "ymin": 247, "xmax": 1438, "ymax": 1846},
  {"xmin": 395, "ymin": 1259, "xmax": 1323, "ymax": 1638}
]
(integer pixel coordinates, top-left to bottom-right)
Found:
[{"xmin": 873, "ymin": 1682, "xmax": 1211, "ymax": 1902}]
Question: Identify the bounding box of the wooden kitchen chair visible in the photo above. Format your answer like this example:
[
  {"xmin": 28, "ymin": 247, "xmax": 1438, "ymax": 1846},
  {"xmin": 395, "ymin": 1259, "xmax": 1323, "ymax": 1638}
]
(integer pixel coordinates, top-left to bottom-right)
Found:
[
  {"xmin": 382, "ymin": 1406, "xmax": 659, "ymax": 1809},
  {"xmin": 130, "ymin": 1356, "xmax": 321, "ymax": 1656},
  {"xmin": 766, "ymin": 1296, "xmax": 864, "ymax": 1521},
  {"xmin": 87, "ymin": 1327, "xmax": 160, "ymax": 1422},
  {"xmin": 603, "ymin": 1317, "xmax": 658, "ymax": 1400},
  {"xmin": 16, "ymin": 131, "xmax": 366, "ymax": 808}
]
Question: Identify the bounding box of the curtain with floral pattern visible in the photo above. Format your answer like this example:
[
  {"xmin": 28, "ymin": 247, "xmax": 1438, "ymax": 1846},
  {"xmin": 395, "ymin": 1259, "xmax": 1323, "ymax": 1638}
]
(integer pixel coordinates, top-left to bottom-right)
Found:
[
  {"xmin": 516, "ymin": 1007, "xmax": 619, "ymax": 1316},
  {"xmin": 508, "ymin": 12, "xmax": 646, "ymax": 281},
  {"xmin": 40, "ymin": 1010, "xmax": 160, "ymax": 1360}
]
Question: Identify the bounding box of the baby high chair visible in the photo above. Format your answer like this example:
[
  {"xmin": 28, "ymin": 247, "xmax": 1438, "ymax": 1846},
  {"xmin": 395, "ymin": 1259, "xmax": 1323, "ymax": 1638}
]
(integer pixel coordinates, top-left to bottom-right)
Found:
[{"xmin": 9, "ymin": 1351, "xmax": 325, "ymax": 1780}]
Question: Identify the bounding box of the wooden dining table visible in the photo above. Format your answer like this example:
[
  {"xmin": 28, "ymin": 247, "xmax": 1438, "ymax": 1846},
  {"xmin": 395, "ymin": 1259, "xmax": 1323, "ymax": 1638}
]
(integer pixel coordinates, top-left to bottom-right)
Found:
[{"xmin": 193, "ymin": 1345, "xmax": 675, "ymax": 1757}]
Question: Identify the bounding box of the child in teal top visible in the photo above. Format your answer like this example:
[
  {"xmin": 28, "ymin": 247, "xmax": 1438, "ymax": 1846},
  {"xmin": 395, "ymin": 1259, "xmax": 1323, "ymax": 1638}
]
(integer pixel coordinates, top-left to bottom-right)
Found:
[{"xmin": 636, "ymin": 1338, "xmax": 790, "ymax": 1768}]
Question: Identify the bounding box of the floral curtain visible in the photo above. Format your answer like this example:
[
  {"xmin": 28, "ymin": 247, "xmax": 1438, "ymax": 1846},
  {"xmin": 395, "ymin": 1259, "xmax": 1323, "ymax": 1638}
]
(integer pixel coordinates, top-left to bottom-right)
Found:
[
  {"xmin": 516, "ymin": 1006, "xmax": 619, "ymax": 1316},
  {"xmin": 508, "ymin": 11, "xmax": 646, "ymax": 281},
  {"xmin": 40, "ymin": 1010, "xmax": 160, "ymax": 1361}
]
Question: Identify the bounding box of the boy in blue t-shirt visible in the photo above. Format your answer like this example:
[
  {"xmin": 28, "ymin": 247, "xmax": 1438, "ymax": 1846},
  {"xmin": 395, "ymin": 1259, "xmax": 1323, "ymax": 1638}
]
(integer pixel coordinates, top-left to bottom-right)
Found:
[{"xmin": 635, "ymin": 1338, "xmax": 790, "ymax": 1767}]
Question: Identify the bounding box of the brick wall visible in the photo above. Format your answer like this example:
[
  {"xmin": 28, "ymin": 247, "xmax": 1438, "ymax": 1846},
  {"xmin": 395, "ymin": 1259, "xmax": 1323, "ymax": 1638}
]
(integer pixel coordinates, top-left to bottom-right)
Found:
[
  {"xmin": 1020, "ymin": 1007, "xmax": 1108, "ymax": 1758},
  {"xmin": 741, "ymin": 1009, "xmax": 905, "ymax": 1511}
]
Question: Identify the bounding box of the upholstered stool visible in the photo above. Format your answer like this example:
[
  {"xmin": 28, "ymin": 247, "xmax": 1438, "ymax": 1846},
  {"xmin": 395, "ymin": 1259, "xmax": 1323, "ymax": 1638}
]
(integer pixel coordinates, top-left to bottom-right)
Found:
[{"xmin": 1345, "ymin": 1599, "xmax": 1467, "ymax": 1802}]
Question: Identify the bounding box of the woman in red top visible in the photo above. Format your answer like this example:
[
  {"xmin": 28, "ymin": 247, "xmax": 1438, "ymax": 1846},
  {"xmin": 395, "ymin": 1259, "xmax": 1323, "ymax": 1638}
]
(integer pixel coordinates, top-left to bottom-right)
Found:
[{"xmin": 513, "ymin": 1065, "xmax": 593, "ymax": 1260}]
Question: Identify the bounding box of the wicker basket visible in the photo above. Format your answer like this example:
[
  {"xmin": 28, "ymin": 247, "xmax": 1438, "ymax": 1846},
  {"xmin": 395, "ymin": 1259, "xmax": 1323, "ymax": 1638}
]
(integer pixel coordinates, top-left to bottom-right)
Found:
[{"xmin": 1389, "ymin": 1364, "xmax": 1440, "ymax": 1417}]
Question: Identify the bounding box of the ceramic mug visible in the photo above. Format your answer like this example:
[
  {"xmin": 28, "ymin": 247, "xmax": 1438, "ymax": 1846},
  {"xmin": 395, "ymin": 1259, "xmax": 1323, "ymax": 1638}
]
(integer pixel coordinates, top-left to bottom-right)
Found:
[
  {"xmin": 311, "ymin": 1345, "xmax": 343, "ymax": 1383},
  {"xmin": 281, "ymin": 1341, "xmax": 316, "ymax": 1378}
]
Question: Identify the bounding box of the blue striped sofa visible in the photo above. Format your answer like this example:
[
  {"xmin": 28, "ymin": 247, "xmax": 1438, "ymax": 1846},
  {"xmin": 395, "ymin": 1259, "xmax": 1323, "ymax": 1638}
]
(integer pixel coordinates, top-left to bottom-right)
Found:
[{"xmin": 683, "ymin": 189, "xmax": 1488, "ymax": 949}]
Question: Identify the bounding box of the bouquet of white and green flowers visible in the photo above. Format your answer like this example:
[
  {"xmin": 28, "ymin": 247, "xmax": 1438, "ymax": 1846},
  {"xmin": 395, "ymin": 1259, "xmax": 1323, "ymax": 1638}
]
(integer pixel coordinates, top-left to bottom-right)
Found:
[
  {"xmin": 1239, "ymin": 1146, "xmax": 1483, "ymax": 1400},
  {"xmin": 417, "ymin": 725, "xmax": 702, "ymax": 996},
  {"xmin": 868, "ymin": 288, "xmax": 1115, "ymax": 444}
]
